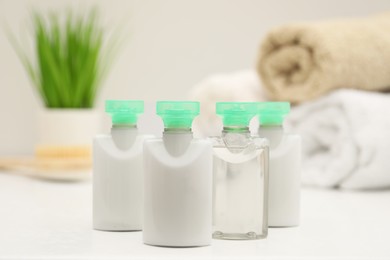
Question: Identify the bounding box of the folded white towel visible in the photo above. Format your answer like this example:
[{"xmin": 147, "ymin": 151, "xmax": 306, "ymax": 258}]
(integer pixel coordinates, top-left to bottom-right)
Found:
[
  {"xmin": 287, "ymin": 89, "xmax": 390, "ymax": 189},
  {"xmin": 190, "ymin": 71, "xmax": 390, "ymax": 190}
]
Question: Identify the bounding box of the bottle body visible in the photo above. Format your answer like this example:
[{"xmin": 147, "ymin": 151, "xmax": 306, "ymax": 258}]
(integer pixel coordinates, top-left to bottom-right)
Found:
[
  {"xmin": 143, "ymin": 135, "xmax": 212, "ymax": 247},
  {"xmin": 263, "ymin": 129, "xmax": 301, "ymax": 227},
  {"xmin": 93, "ymin": 129, "xmax": 150, "ymax": 231},
  {"xmin": 211, "ymin": 133, "xmax": 269, "ymax": 240}
]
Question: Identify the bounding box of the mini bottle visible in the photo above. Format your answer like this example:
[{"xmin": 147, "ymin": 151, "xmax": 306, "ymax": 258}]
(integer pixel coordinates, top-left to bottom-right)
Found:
[
  {"xmin": 212, "ymin": 102, "xmax": 269, "ymax": 240},
  {"xmin": 257, "ymin": 102, "xmax": 301, "ymax": 227},
  {"xmin": 143, "ymin": 101, "xmax": 212, "ymax": 247},
  {"xmin": 93, "ymin": 100, "xmax": 151, "ymax": 231}
]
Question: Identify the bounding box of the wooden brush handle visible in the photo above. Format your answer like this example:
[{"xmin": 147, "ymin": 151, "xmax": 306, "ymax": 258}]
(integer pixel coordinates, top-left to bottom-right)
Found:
[
  {"xmin": 0, "ymin": 158, "xmax": 34, "ymax": 170},
  {"xmin": 0, "ymin": 157, "xmax": 91, "ymax": 171}
]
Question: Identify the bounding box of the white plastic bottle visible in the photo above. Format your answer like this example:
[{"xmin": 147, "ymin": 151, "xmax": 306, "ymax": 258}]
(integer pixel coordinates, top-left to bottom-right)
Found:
[
  {"xmin": 143, "ymin": 101, "xmax": 212, "ymax": 247},
  {"xmin": 93, "ymin": 100, "xmax": 151, "ymax": 231},
  {"xmin": 257, "ymin": 102, "xmax": 301, "ymax": 227},
  {"xmin": 211, "ymin": 102, "xmax": 269, "ymax": 240}
]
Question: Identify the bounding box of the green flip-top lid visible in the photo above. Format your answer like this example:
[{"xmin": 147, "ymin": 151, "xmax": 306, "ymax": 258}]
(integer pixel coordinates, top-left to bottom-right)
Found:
[
  {"xmin": 157, "ymin": 101, "xmax": 199, "ymax": 129},
  {"xmin": 257, "ymin": 102, "xmax": 290, "ymax": 125},
  {"xmin": 105, "ymin": 100, "xmax": 144, "ymax": 125},
  {"xmin": 216, "ymin": 102, "xmax": 258, "ymax": 127}
]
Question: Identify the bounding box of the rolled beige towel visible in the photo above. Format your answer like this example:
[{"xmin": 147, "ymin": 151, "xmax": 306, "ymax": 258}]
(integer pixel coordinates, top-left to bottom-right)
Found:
[{"xmin": 257, "ymin": 12, "xmax": 390, "ymax": 103}]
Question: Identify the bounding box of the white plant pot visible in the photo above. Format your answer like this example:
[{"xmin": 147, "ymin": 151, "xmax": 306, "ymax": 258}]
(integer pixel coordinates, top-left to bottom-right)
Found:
[{"xmin": 37, "ymin": 108, "xmax": 101, "ymax": 147}]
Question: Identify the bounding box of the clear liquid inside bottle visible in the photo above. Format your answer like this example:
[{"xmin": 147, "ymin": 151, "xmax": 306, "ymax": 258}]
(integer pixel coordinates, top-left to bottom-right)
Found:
[{"xmin": 211, "ymin": 129, "xmax": 269, "ymax": 240}]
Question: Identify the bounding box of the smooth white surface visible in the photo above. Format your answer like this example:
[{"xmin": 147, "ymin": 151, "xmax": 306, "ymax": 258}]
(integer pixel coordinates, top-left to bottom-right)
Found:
[
  {"xmin": 93, "ymin": 130, "xmax": 148, "ymax": 231},
  {"xmin": 0, "ymin": 172, "xmax": 390, "ymax": 259},
  {"xmin": 260, "ymin": 128, "xmax": 301, "ymax": 227},
  {"xmin": 143, "ymin": 137, "xmax": 212, "ymax": 247}
]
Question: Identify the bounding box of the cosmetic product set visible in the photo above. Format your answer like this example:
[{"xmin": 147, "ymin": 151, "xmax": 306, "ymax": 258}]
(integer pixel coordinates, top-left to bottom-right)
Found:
[{"xmin": 93, "ymin": 100, "xmax": 301, "ymax": 247}]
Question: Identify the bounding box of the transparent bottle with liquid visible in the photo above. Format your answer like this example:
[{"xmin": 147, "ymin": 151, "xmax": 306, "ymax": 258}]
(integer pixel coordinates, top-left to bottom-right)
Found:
[
  {"xmin": 257, "ymin": 102, "xmax": 301, "ymax": 227},
  {"xmin": 93, "ymin": 100, "xmax": 152, "ymax": 231},
  {"xmin": 211, "ymin": 102, "xmax": 269, "ymax": 240},
  {"xmin": 143, "ymin": 101, "xmax": 212, "ymax": 247}
]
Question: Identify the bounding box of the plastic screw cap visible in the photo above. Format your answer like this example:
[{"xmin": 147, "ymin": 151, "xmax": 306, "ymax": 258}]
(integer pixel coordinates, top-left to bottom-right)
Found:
[
  {"xmin": 105, "ymin": 100, "xmax": 144, "ymax": 125},
  {"xmin": 257, "ymin": 102, "xmax": 290, "ymax": 125},
  {"xmin": 156, "ymin": 101, "xmax": 200, "ymax": 129},
  {"xmin": 216, "ymin": 102, "xmax": 258, "ymax": 127}
]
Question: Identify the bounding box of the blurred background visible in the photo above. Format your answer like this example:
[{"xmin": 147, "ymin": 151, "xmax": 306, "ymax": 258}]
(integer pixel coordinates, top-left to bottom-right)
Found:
[
  {"xmin": 1, "ymin": 0, "xmax": 390, "ymax": 188},
  {"xmin": 1, "ymin": 0, "xmax": 390, "ymax": 155}
]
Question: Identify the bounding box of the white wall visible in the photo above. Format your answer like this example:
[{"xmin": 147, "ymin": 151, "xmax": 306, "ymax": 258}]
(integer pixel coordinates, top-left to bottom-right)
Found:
[{"xmin": 1, "ymin": 0, "xmax": 390, "ymax": 155}]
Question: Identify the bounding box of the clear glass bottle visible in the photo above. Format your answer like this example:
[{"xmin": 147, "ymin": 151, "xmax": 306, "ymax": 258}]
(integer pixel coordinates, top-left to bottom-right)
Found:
[{"xmin": 211, "ymin": 102, "xmax": 269, "ymax": 240}]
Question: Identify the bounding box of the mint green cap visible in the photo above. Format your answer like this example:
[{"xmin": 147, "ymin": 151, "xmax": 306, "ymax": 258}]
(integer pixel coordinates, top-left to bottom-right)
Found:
[
  {"xmin": 216, "ymin": 102, "xmax": 258, "ymax": 127},
  {"xmin": 257, "ymin": 102, "xmax": 290, "ymax": 125},
  {"xmin": 156, "ymin": 101, "xmax": 199, "ymax": 128},
  {"xmin": 105, "ymin": 100, "xmax": 144, "ymax": 125}
]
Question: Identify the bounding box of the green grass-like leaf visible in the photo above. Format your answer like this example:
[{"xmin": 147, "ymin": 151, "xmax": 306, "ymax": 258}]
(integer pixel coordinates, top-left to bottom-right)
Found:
[{"xmin": 8, "ymin": 8, "xmax": 117, "ymax": 108}]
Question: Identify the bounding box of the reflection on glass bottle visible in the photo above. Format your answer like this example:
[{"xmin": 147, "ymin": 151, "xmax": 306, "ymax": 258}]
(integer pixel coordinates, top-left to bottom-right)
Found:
[{"xmin": 211, "ymin": 102, "xmax": 269, "ymax": 240}]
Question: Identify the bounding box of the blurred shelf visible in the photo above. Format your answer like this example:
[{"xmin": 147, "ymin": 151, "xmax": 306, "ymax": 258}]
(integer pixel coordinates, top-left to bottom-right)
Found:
[{"xmin": 0, "ymin": 172, "xmax": 389, "ymax": 259}]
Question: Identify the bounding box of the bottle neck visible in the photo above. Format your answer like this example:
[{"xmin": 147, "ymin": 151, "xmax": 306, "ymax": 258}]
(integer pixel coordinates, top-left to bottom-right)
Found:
[
  {"xmin": 222, "ymin": 126, "xmax": 250, "ymax": 136},
  {"xmin": 258, "ymin": 124, "xmax": 284, "ymax": 149},
  {"xmin": 163, "ymin": 128, "xmax": 193, "ymax": 157},
  {"xmin": 221, "ymin": 126, "xmax": 251, "ymax": 148},
  {"xmin": 111, "ymin": 124, "xmax": 138, "ymax": 150}
]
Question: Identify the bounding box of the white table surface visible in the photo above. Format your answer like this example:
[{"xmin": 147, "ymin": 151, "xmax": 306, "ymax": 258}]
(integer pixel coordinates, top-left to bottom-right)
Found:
[{"xmin": 0, "ymin": 172, "xmax": 389, "ymax": 260}]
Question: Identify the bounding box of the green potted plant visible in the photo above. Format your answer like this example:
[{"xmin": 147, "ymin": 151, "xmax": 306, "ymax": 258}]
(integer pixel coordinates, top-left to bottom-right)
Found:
[{"xmin": 9, "ymin": 8, "xmax": 118, "ymax": 159}]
